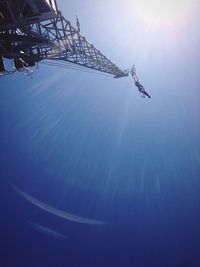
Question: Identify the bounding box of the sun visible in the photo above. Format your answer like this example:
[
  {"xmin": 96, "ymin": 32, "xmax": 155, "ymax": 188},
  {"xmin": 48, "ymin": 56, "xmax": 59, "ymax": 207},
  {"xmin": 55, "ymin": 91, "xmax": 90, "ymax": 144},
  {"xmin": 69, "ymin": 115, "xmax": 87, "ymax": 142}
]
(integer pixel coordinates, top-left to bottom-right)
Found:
[{"xmin": 134, "ymin": 0, "xmax": 194, "ymax": 26}]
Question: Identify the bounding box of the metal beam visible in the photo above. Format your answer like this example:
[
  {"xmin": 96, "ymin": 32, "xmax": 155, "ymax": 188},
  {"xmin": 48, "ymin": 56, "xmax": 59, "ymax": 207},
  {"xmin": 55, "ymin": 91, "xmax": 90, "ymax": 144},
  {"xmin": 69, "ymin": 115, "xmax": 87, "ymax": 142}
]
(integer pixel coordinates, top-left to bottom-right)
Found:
[{"xmin": 0, "ymin": 0, "xmax": 128, "ymax": 77}]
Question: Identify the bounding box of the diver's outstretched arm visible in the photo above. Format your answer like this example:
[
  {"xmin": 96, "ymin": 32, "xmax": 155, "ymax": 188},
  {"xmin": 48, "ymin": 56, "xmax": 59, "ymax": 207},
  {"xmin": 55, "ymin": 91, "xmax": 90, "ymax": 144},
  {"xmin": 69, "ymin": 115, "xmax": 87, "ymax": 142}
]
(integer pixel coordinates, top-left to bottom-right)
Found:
[
  {"xmin": 130, "ymin": 65, "xmax": 138, "ymax": 83},
  {"xmin": 131, "ymin": 65, "xmax": 136, "ymax": 74}
]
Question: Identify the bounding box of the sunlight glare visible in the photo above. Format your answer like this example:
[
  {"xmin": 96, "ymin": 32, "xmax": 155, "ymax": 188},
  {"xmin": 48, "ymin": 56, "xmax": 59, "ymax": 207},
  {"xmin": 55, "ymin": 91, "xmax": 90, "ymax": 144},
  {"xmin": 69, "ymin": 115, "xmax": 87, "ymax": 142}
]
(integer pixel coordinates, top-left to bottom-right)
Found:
[{"xmin": 134, "ymin": 0, "xmax": 194, "ymax": 26}]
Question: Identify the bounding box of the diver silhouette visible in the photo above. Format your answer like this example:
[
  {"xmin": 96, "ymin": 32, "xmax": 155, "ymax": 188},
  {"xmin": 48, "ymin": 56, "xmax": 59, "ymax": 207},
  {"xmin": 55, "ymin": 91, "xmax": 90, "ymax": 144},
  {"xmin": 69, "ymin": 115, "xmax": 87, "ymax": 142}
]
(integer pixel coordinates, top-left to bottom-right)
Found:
[{"xmin": 131, "ymin": 66, "xmax": 151, "ymax": 98}]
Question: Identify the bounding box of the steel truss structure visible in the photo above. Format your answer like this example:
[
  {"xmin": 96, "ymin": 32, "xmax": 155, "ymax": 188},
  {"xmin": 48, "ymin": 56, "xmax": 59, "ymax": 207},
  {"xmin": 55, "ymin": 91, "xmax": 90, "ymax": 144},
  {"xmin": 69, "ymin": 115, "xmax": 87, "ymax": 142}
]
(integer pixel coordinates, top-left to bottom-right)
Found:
[{"xmin": 0, "ymin": 0, "xmax": 128, "ymax": 77}]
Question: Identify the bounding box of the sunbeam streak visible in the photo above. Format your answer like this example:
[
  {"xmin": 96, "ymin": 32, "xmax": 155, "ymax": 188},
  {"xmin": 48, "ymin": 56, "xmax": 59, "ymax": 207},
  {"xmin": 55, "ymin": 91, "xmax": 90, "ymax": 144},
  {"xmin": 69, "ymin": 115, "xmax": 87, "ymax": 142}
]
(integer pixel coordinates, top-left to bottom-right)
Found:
[{"xmin": 28, "ymin": 221, "xmax": 67, "ymax": 239}]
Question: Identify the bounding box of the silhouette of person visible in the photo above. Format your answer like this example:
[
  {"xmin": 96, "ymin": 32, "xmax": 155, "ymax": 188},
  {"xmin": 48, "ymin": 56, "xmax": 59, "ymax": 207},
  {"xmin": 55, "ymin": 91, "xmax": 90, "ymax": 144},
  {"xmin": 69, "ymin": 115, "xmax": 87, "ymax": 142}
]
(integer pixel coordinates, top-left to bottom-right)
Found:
[
  {"xmin": 135, "ymin": 79, "xmax": 151, "ymax": 98},
  {"xmin": 131, "ymin": 66, "xmax": 151, "ymax": 98}
]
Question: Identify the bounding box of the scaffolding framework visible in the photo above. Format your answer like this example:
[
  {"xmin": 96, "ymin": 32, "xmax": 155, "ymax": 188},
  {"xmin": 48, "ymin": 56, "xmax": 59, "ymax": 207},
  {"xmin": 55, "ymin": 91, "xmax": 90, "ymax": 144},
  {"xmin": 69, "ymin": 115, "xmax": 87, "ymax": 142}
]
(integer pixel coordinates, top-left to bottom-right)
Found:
[{"xmin": 0, "ymin": 0, "xmax": 128, "ymax": 77}]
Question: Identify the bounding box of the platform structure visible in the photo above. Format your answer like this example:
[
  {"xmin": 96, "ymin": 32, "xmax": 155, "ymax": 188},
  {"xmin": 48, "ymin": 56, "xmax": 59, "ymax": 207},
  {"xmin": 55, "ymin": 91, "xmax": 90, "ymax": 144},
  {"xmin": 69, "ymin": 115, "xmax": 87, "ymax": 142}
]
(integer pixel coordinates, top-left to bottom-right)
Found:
[{"xmin": 0, "ymin": 0, "xmax": 128, "ymax": 78}]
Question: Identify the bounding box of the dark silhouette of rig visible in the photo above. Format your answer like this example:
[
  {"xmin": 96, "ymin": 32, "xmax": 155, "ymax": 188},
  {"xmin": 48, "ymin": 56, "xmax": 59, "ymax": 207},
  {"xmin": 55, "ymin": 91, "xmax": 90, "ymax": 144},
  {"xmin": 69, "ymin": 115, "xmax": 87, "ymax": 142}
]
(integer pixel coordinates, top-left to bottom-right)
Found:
[{"xmin": 0, "ymin": 0, "xmax": 128, "ymax": 78}]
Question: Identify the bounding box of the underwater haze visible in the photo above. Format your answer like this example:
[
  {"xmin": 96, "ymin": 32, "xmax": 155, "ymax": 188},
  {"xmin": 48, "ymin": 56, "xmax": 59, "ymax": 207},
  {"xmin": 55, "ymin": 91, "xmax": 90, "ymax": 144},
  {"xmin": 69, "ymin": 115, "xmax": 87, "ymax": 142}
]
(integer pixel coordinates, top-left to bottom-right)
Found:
[{"xmin": 0, "ymin": 0, "xmax": 200, "ymax": 267}]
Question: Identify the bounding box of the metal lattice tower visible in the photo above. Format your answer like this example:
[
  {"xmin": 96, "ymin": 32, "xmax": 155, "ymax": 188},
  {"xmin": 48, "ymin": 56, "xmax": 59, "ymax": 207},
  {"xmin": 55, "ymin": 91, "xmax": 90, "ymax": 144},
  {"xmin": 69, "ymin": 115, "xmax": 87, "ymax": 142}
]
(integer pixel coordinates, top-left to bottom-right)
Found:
[{"xmin": 0, "ymin": 0, "xmax": 128, "ymax": 78}]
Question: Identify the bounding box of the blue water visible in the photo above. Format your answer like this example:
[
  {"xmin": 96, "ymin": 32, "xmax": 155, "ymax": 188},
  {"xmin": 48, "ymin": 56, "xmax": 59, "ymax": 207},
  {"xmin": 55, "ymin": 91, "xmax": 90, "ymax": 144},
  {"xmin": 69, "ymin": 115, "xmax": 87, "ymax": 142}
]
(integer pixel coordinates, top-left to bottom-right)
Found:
[{"xmin": 1, "ymin": 64, "xmax": 200, "ymax": 267}]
